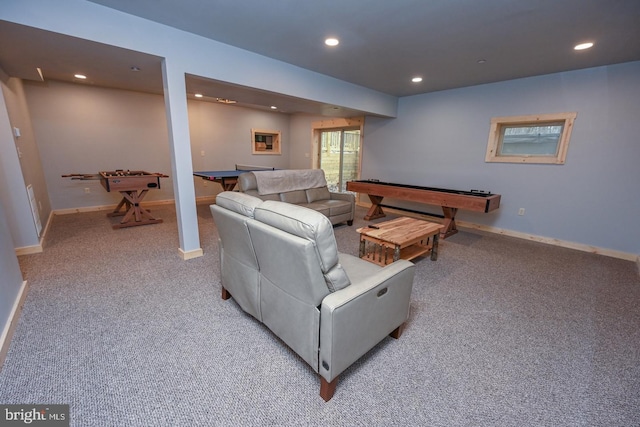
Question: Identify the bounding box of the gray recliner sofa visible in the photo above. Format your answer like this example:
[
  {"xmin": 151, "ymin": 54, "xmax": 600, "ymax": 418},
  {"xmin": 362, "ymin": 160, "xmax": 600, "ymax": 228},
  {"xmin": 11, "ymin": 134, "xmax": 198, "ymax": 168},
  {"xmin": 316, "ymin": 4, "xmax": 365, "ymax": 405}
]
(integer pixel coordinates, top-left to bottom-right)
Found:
[
  {"xmin": 237, "ymin": 169, "xmax": 355, "ymax": 226},
  {"xmin": 210, "ymin": 191, "xmax": 415, "ymax": 401}
]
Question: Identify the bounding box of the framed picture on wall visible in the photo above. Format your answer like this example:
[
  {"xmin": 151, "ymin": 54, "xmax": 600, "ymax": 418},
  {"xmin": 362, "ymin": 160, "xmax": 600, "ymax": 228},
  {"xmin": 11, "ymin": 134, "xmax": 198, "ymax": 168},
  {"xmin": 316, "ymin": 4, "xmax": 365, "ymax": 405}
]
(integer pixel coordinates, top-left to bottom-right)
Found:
[{"xmin": 251, "ymin": 129, "xmax": 281, "ymax": 155}]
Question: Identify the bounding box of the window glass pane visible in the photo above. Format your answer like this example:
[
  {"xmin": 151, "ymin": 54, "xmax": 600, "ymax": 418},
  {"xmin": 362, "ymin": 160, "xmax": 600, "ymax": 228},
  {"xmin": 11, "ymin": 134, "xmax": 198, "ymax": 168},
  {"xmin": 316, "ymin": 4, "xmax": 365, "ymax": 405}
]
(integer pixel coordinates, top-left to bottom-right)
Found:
[
  {"xmin": 341, "ymin": 130, "xmax": 360, "ymax": 192},
  {"xmin": 499, "ymin": 123, "xmax": 563, "ymax": 156},
  {"xmin": 320, "ymin": 129, "xmax": 360, "ymax": 192}
]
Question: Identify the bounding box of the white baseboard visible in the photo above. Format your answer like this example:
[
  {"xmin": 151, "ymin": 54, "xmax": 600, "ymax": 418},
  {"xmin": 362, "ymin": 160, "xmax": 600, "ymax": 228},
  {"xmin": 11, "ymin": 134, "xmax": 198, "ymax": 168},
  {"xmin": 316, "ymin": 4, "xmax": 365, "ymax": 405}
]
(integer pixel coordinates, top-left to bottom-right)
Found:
[
  {"xmin": 53, "ymin": 198, "xmax": 176, "ymax": 216},
  {"xmin": 458, "ymin": 221, "xmax": 638, "ymax": 262},
  {"xmin": 196, "ymin": 196, "xmax": 217, "ymax": 205},
  {"xmin": 15, "ymin": 211, "xmax": 55, "ymax": 256},
  {"xmin": 179, "ymin": 247, "xmax": 204, "ymax": 260},
  {"xmin": 370, "ymin": 204, "xmax": 639, "ymax": 263},
  {"xmin": 0, "ymin": 280, "xmax": 28, "ymax": 371},
  {"xmin": 15, "ymin": 244, "xmax": 42, "ymax": 256}
]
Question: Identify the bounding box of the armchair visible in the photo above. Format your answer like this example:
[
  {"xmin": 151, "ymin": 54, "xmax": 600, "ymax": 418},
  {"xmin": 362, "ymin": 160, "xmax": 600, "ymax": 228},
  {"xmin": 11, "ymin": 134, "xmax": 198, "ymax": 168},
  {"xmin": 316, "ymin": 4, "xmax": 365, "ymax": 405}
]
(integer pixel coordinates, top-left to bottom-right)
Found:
[{"xmin": 211, "ymin": 192, "xmax": 415, "ymax": 400}]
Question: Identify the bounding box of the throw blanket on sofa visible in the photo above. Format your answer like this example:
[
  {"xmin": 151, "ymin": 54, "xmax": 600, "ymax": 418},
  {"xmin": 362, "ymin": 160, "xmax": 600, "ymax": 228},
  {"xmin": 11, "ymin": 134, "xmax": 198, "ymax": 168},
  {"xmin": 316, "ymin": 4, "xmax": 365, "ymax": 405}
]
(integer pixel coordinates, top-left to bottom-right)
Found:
[{"xmin": 253, "ymin": 169, "xmax": 327, "ymax": 195}]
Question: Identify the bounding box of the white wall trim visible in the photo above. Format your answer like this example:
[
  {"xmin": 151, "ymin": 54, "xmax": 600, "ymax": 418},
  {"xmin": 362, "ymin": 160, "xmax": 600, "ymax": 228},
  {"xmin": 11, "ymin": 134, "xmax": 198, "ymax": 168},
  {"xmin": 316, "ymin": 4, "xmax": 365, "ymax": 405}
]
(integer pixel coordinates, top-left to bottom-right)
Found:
[
  {"xmin": 15, "ymin": 244, "xmax": 42, "ymax": 256},
  {"xmin": 179, "ymin": 247, "xmax": 204, "ymax": 260},
  {"xmin": 457, "ymin": 220, "xmax": 638, "ymax": 262},
  {"xmin": 369, "ymin": 204, "xmax": 639, "ymax": 262},
  {"xmin": 52, "ymin": 198, "xmax": 176, "ymax": 216},
  {"xmin": 0, "ymin": 280, "xmax": 28, "ymax": 371},
  {"xmin": 196, "ymin": 196, "xmax": 217, "ymax": 205}
]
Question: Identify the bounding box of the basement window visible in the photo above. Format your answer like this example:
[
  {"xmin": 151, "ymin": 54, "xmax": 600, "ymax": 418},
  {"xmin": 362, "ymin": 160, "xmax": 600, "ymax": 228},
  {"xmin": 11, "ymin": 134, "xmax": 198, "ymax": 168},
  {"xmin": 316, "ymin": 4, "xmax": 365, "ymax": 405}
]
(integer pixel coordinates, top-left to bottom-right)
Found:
[{"xmin": 485, "ymin": 112, "xmax": 577, "ymax": 164}]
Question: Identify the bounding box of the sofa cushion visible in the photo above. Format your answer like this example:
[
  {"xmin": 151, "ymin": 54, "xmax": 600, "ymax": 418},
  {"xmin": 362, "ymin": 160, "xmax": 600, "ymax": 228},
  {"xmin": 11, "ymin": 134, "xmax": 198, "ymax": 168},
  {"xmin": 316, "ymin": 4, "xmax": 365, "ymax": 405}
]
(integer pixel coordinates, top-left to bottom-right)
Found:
[
  {"xmin": 254, "ymin": 201, "xmax": 351, "ymax": 292},
  {"xmin": 306, "ymin": 186, "xmax": 331, "ymax": 203},
  {"xmin": 299, "ymin": 203, "xmax": 330, "ymax": 217},
  {"xmin": 215, "ymin": 191, "xmax": 263, "ymax": 217},
  {"xmin": 244, "ymin": 190, "xmax": 280, "ymax": 201},
  {"xmin": 307, "ymin": 200, "xmax": 352, "ymax": 216},
  {"xmin": 280, "ymin": 190, "xmax": 308, "ymax": 204}
]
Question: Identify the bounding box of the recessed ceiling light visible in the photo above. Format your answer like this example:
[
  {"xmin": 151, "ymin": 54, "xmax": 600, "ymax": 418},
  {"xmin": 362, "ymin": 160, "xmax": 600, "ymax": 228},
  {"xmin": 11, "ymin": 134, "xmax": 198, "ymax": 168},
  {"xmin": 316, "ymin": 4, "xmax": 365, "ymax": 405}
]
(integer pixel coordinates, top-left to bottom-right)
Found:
[
  {"xmin": 130, "ymin": 66, "xmax": 141, "ymax": 72},
  {"xmin": 411, "ymin": 77, "xmax": 423, "ymax": 83},
  {"xmin": 270, "ymin": 106, "xmax": 277, "ymax": 110},
  {"xmin": 477, "ymin": 59, "xmax": 487, "ymax": 64},
  {"xmin": 325, "ymin": 38, "xmax": 339, "ymax": 47},
  {"xmin": 74, "ymin": 74, "xmax": 87, "ymax": 79},
  {"xmin": 194, "ymin": 93, "xmax": 203, "ymax": 98},
  {"xmin": 574, "ymin": 42, "xmax": 594, "ymax": 50}
]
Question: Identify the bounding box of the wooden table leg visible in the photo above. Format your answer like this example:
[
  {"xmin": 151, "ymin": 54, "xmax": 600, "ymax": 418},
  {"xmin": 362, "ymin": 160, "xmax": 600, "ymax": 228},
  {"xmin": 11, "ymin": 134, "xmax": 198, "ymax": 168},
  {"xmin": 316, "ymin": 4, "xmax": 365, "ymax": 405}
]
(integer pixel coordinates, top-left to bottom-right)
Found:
[
  {"xmin": 215, "ymin": 177, "xmax": 239, "ymax": 191},
  {"xmin": 364, "ymin": 195, "xmax": 385, "ymax": 220},
  {"xmin": 441, "ymin": 207, "xmax": 458, "ymax": 238},
  {"xmin": 107, "ymin": 197, "xmax": 130, "ymax": 217},
  {"xmin": 109, "ymin": 190, "xmax": 163, "ymax": 229},
  {"xmin": 430, "ymin": 234, "xmax": 440, "ymax": 261},
  {"xmin": 393, "ymin": 244, "xmax": 401, "ymax": 262}
]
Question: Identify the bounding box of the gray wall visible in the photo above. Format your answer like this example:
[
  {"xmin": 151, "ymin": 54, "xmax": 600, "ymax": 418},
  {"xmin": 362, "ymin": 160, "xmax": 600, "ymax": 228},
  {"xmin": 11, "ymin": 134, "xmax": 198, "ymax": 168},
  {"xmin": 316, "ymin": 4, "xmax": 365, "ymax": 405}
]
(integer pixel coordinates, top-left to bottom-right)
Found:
[
  {"xmin": 363, "ymin": 61, "xmax": 640, "ymax": 255},
  {"xmin": 25, "ymin": 80, "xmax": 173, "ymax": 210},
  {"xmin": 188, "ymin": 99, "xmax": 291, "ymax": 199},
  {"xmin": 289, "ymin": 113, "xmax": 326, "ymax": 169},
  {"xmin": 1, "ymin": 0, "xmax": 398, "ymax": 258},
  {"xmin": 0, "ymin": 89, "xmax": 26, "ymax": 344},
  {"xmin": 0, "ymin": 79, "xmax": 43, "ymax": 249},
  {"xmin": 0, "ymin": 196, "xmax": 24, "ymax": 344},
  {"xmin": 25, "ymin": 80, "xmax": 294, "ymax": 208}
]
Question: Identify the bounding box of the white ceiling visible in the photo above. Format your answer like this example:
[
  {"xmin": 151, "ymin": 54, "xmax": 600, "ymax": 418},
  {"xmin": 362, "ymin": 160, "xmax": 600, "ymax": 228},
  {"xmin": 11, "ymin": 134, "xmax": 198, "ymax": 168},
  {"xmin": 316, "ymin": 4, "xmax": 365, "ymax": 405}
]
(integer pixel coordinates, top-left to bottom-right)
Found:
[{"xmin": 1, "ymin": 0, "xmax": 639, "ymax": 116}]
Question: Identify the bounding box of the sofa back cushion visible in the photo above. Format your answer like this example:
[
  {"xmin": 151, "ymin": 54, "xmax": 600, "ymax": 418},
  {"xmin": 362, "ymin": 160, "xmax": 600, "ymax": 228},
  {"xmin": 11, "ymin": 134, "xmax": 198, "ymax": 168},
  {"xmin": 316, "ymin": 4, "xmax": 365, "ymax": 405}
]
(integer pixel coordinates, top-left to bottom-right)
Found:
[
  {"xmin": 253, "ymin": 169, "xmax": 327, "ymax": 195},
  {"xmin": 215, "ymin": 191, "xmax": 263, "ymax": 217},
  {"xmin": 237, "ymin": 172, "xmax": 281, "ymax": 201},
  {"xmin": 253, "ymin": 201, "xmax": 350, "ymax": 293},
  {"xmin": 306, "ymin": 186, "xmax": 331, "ymax": 202},
  {"xmin": 237, "ymin": 172, "xmax": 258, "ymax": 192},
  {"xmin": 280, "ymin": 190, "xmax": 308, "ymax": 204}
]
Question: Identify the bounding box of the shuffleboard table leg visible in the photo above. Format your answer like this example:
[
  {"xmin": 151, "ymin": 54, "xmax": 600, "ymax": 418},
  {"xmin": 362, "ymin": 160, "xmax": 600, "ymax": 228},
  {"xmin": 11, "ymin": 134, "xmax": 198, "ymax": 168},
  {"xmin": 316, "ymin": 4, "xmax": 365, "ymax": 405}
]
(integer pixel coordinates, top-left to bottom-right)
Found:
[
  {"xmin": 441, "ymin": 207, "xmax": 459, "ymax": 238},
  {"xmin": 364, "ymin": 195, "xmax": 386, "ymax": 220}
]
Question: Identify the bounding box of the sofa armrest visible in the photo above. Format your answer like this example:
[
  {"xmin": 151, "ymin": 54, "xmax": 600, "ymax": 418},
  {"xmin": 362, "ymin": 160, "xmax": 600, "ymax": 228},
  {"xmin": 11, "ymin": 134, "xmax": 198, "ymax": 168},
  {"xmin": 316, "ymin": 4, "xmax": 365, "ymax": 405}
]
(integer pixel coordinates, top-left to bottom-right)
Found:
[
  {"xmin": 318, "ymin": 259, "xmax": 415, "ymax": 382},
  {"xmin": 329, "ymin": 191, "xmax": 354, "ymax": 203}
]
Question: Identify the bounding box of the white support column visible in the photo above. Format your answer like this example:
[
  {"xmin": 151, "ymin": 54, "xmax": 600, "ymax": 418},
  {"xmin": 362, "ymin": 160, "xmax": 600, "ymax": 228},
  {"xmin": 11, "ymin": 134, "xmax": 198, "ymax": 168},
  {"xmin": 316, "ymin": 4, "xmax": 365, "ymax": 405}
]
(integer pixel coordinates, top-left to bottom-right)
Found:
[{"xmin": 161, "ymin": 59, "xmax": 202, "ymax": 260}]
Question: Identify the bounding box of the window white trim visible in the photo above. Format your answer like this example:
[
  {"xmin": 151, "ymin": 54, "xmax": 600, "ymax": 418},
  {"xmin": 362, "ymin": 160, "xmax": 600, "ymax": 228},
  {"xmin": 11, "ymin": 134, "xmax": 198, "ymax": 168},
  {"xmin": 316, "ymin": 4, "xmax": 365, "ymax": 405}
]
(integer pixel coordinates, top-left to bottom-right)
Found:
[{"xmin": 485, "ymin": 112, "xmax": 577, "ymax": 164}]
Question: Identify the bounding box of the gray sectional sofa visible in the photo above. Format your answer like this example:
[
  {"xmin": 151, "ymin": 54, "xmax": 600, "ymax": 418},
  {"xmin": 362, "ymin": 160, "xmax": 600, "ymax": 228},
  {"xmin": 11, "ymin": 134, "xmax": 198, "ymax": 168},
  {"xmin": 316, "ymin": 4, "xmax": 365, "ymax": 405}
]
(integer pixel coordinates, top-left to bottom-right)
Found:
[
  {"xmin": 210, "ymin": 191, "xmax": 415, "ymax": 401},
  {"xmin": 237, "ymin": 169, "xmax": 354, "ymax": 226}
]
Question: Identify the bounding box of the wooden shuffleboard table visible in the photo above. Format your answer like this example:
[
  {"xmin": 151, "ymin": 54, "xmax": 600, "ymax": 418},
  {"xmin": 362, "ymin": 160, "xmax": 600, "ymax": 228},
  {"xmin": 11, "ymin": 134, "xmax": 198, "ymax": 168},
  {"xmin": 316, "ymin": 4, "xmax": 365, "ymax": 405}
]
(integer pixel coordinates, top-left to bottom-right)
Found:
[
  {"xmin": 346, "ymin": 180, "xmax": 501, "ymax": 239},
  {"xmin": 62, "ymin": 170, "xmax": 169, "ymax": 229}
]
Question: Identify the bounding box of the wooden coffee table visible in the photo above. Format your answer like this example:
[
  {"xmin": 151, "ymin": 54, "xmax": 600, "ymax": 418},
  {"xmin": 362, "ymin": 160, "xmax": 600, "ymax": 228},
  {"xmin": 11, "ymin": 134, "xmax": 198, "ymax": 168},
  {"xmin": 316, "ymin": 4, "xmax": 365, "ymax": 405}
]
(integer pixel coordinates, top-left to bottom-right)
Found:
[{"xmin": 356, "ymin": 217, "xmax": 444, "ymax": 266}]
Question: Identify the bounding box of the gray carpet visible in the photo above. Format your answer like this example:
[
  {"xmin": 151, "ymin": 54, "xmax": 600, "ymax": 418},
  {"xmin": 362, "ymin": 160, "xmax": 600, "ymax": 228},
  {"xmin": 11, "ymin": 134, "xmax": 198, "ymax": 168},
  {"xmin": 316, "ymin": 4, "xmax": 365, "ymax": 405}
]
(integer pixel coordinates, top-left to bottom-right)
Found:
[{"xmin": 1, "ymin": 203, "xmax": 639, "ymax": 426}]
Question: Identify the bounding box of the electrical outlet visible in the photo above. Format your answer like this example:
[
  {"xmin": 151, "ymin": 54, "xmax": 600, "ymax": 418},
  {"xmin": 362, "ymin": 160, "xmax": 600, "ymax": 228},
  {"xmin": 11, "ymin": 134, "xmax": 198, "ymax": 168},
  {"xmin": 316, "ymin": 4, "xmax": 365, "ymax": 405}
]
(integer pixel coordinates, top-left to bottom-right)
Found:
[
  {"xmin": 518, "ymin": 208, "xmax": 525, "ymax": 216},
  {"xmin": 84, "ymin": 188, "xmax": 91, "ymax": 194}
]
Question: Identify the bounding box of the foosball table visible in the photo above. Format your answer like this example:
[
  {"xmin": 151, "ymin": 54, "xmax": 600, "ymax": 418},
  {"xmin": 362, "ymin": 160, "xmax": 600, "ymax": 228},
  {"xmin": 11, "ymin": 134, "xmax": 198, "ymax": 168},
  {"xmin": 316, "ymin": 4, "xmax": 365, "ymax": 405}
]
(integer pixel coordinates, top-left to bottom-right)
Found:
[{"xmin": 62, "ymin": 170, "xmax": 169, "ymax": 229}]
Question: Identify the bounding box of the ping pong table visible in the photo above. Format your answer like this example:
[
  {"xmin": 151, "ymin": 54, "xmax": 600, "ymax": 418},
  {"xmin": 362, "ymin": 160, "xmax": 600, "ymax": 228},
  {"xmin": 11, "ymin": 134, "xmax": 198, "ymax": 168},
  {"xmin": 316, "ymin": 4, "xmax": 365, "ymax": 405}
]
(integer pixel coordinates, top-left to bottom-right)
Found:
[{"xmin": 193, "ymin": 165, "xmax": 276, "ymax": 191}]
